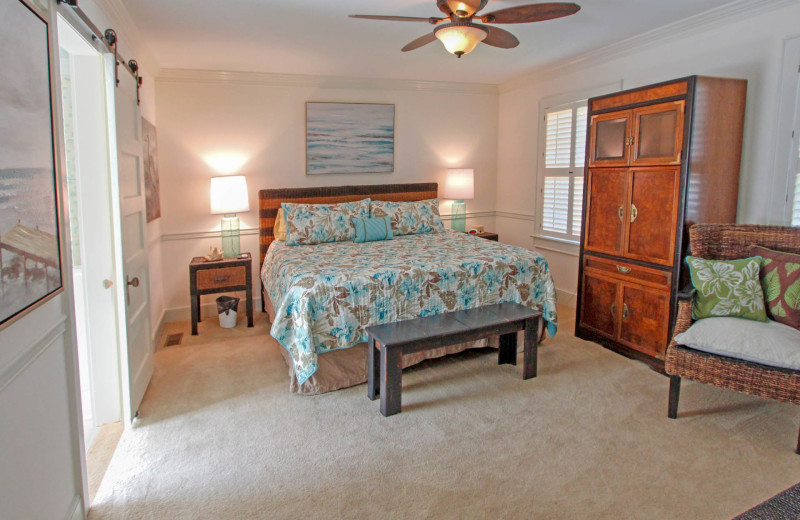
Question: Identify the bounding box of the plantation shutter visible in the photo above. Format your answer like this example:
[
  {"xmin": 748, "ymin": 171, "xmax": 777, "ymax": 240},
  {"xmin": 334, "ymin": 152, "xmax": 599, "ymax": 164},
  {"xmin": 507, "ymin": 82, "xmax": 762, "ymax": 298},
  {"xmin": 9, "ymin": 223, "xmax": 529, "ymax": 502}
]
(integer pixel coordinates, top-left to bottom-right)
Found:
[
  {"xmin": 540, "ymin": 101, "xmax": 589, "ymax": 240},
  {"xmin": 793, "ymin": 173, "xmax": 800, "ymax": 226},
  {"xmin": 542, "ymin": 177, "xmax": 570, "ymax": 233}
]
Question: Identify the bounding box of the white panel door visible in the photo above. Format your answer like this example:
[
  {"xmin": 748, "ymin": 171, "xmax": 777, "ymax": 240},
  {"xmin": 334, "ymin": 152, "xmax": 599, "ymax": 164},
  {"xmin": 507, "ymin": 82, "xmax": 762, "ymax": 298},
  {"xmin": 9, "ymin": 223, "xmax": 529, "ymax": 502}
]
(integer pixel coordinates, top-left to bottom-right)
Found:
[{"xmin": 112, "ymin": 66, "xmax": 152, "ymax": 423}]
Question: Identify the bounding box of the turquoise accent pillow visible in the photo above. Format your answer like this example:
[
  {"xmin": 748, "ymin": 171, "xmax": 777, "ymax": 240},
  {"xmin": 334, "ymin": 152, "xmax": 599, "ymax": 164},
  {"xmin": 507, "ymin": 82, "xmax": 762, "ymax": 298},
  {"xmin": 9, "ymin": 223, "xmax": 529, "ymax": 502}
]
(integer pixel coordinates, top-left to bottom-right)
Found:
[
  {"xmin": 686, "ymin": 256, "xmax": 768, "ymax": 322},
  {"xmin": 353, "ymin": 216, "xmax": 393, "ymax": 243}
]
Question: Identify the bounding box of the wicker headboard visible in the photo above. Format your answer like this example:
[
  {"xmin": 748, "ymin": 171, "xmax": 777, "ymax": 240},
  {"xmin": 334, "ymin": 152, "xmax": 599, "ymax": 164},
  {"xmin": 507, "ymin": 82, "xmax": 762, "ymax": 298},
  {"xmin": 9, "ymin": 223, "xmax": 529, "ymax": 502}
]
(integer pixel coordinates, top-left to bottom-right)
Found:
[{"xmin": 258, "ymin": 182, "xmax": 438, "ymax": 268}]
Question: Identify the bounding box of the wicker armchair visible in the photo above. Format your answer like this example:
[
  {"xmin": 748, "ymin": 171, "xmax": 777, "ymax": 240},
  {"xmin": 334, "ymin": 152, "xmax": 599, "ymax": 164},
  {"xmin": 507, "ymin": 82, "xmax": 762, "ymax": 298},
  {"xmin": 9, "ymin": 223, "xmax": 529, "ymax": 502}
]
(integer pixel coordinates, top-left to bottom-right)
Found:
[{"xmin": 665, "ymin": 224, "xmax": 800, "ymax": 452}]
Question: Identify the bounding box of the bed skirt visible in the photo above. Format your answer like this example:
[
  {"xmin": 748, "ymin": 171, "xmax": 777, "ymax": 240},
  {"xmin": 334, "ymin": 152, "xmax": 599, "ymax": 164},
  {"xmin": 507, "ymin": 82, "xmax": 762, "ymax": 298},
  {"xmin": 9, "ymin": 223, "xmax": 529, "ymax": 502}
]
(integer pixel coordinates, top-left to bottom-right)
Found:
[{"xmin": 264, "ymin": 288, "xmax": 499, "ymax": 395}]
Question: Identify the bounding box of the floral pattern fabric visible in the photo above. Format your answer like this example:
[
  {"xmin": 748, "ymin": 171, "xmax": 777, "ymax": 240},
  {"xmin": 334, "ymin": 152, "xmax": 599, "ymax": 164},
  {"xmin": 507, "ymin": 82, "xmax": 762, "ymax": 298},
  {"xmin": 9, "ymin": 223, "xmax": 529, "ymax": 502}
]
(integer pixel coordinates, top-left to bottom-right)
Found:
[
  {"xmin": 686, "ymin": 256, "xmax": 768, "ymax": 322},
  {"xmin": 282, "ymin": 199, "xmax": 370, "ymax": 246},
  {"xmin": 262, "ymin": 231, "xmax": 558, "ymax": 384},
  {"xmin": 370, "ymin": 199, "xmax": 445, "ymax": 236}
]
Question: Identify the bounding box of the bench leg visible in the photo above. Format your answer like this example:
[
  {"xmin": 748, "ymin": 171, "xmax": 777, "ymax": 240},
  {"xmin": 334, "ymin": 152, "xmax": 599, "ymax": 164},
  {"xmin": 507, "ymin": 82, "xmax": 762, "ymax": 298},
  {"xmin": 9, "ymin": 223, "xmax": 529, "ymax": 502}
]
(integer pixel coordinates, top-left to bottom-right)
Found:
[
  {"xmin": 668, "ymin": 376, "xmax": 681, "ymax": 419},
  {"xmin": 522, "ymin": 317, "xmax": 538, "ymax": 380},
  {"xmin": 380, "ymin": 346, "xmax": 403, "ymax": 417},
  {"xmin": 498, "ymin": 332, "xmax": 517, "ymax": 366},
  {"xmin": 367, "ymin": 337, "xmax": 379, "ymax": 401}
]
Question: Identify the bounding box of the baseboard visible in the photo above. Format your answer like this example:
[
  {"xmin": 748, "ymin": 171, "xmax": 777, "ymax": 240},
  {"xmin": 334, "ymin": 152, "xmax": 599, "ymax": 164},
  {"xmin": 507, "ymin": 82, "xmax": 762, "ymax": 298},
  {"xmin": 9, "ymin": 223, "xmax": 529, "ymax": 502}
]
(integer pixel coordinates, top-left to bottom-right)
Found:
[
  {"xmin": 65, "ymin": 494, "xmax": 84, "ymax": 520},
  {"xmin": 556, "ymin": 288, "xmax": 577, "ymax": 308},
  {"xmin": 164, "ymin": 297, "xmax": 264, "ymax": 323},
  {"xmin": 151, "ymin": 308, "xmax": 167, "ymax": 348}
]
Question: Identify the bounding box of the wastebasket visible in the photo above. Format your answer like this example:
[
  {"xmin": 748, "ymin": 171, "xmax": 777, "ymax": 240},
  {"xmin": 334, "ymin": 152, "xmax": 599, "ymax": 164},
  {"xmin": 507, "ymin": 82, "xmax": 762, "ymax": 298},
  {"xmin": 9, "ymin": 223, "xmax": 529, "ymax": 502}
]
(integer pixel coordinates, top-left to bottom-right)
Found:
[{"xmin": 216, "ymin": 295, "xmax": 240, "ymax": 329}]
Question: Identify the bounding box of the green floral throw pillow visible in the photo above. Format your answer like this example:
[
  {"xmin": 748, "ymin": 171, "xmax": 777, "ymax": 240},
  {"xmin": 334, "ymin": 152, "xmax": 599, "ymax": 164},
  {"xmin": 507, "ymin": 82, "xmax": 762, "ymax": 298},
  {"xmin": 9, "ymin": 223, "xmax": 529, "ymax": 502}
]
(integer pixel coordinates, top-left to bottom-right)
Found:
[
  {"xmin": 686, "ymin": 256, "xmax": 768, "ymax": 322},
  {"xmin": 750, "ymin": 246, "xmax": 800, "ymax": 330}
]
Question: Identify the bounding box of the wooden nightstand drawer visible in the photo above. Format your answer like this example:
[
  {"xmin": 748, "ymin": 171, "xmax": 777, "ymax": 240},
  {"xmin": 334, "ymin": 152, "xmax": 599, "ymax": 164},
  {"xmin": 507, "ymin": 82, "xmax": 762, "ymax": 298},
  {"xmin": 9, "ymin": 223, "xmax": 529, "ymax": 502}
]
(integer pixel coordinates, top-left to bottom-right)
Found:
[{"xmin": 196, "ymin": 266, "xmax": 246, "ymax": 289}]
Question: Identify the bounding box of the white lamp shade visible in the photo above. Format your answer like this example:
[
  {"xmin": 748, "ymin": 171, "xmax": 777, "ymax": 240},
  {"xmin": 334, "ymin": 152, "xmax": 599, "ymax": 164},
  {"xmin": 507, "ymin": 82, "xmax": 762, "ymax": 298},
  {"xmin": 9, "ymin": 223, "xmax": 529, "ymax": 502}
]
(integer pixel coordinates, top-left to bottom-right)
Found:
[
  {"xmin": 435, "ymin": 25, "xmax": 487, "ymax": 56},
  {"xmin": 210, "ymin": 175, "xmax": 250, "ymax": 214},
  {"xmin": 443, "ymin": 169, "xmax": 474, "ymax": 200}
]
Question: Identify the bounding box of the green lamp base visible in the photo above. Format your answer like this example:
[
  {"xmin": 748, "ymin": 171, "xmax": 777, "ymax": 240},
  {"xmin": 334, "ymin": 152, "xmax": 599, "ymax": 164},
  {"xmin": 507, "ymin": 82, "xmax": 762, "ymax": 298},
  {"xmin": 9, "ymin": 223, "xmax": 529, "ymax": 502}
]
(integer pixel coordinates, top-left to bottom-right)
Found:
[{"xmin": 451, "ymin": 200, "xmax": 466, "ymax": 233}]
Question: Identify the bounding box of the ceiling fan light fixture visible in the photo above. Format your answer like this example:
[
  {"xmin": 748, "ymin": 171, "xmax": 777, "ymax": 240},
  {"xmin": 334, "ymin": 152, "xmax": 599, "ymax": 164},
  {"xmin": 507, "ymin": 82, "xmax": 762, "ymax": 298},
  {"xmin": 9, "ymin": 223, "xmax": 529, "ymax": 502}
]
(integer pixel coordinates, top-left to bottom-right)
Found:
[{"xmin": 434, "ymin": 24, "xmax": 487, "ymax": 58}]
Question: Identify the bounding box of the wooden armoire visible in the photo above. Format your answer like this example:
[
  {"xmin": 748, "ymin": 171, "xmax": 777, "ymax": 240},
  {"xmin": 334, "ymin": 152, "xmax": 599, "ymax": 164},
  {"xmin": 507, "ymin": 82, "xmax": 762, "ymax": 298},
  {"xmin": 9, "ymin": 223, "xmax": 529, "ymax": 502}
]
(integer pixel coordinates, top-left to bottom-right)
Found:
[{"xmin": 575, "ymin": 76, "xmax": 747, "ymax": 371}]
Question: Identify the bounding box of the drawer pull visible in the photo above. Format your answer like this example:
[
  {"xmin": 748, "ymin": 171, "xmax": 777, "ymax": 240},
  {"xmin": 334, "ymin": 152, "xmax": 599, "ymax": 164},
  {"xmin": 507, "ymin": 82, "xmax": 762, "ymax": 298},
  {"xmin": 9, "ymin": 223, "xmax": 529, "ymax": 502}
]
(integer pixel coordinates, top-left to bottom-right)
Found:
[
  {"xmin": 623, "ymin": 304, "xmax": 629, "ymax": 320},
  {"xmin": 617, "ymin": 206, "xmax": 624, "ymax": 222},
  {"xmin": 610, "ymin": 302, "xmax": 616, "ymax": 318},
  {"xmin": 630, "ymin": 204, "xmax": 638, "ymax": 223},
  {"xmin": 616, "ymin": 265, "xmax": 631, "ymax": 274},
  {"xmin": 214, "ymin": 276, "xmax": 230, "ymax": 283}
]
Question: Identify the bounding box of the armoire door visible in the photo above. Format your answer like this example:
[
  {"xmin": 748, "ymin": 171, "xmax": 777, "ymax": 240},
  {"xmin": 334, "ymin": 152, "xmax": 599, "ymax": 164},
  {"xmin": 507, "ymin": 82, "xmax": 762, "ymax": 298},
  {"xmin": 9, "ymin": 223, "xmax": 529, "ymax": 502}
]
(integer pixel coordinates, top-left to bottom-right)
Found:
[
  {"xmin": 618, "ymin": 284, "xmax": 671, "ymax": 357},
  {"xmin": 588, "ymin": 110, "xmax": 632, "ymax": 167},
  {"xmin": 630, "ymin": 101, "xmax": 685, "ymax": 166},
  {"xmin": 584, "ymin": 168, "xmax": 628, "ymax": 256},
  {"xmin": 623, "ymin": 166, "xmax": 681, "ymax": 266},
  {"xmin": 580, "ymin": 272, "xmax": 619, "ymax": 340}
]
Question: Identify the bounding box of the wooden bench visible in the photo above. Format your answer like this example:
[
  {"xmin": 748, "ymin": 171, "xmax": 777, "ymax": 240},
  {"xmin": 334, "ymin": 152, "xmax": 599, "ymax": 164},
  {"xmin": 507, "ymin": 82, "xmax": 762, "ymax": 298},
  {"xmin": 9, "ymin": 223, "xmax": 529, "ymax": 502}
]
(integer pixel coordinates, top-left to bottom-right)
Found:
[{"xmin": 365, "ymin": 302, "xmax": 543, "ymax": 417}]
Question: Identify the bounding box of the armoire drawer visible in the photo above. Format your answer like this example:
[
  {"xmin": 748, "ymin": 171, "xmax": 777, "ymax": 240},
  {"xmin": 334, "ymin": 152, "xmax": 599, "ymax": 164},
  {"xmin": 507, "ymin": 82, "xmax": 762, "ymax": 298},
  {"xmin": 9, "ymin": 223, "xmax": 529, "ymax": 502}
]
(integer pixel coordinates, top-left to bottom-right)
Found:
[{"xmin": 584, "ymin": 255, "xmax": 671, "ymax": 290}]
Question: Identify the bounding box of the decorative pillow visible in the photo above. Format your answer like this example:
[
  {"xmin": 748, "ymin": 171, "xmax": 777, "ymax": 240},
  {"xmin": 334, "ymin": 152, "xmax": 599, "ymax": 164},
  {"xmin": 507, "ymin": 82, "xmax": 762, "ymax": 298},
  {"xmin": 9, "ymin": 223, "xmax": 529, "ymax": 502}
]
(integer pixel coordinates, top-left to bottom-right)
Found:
[
  {"xmin": 750, "ymin": 245, "xmax": 800, "ymax": 330},
  {"xmin": 274, "ymin": 208, "xmax": 286, "ymax": 241},
  {"xmin": 282, "ymin": 199, "xmax": 370, "ymax": 246},
  {"xmin": 370, "ymin": 199, "xmax": 445, "ymax": 236},
  {"xmin": 353, "ymin": 216, "xmax": 393, "ymax": 243},
  {"xmin": 685, "ymin": 256, "xmax": 768, "ymax": 322}
]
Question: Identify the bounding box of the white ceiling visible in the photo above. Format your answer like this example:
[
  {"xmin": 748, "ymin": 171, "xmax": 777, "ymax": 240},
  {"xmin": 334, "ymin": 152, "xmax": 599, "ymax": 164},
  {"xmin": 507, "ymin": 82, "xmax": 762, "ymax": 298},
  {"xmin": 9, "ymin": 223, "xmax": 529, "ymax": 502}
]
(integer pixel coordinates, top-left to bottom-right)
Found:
[{"xmin": 124, "ymin": 0, "xmax": 740, "ymax": 84}]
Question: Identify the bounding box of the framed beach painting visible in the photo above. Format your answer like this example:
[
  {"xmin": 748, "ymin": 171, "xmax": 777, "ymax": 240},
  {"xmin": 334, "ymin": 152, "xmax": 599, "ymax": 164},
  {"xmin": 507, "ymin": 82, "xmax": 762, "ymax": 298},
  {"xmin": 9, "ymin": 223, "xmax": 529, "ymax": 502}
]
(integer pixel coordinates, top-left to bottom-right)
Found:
[
  {"xmin": 0, "ymin": 0, "xmax": 63, "ymax": 329},
  {"xmin": 306, "ymin": 102, "xmax": 395, "ymax": 175}
]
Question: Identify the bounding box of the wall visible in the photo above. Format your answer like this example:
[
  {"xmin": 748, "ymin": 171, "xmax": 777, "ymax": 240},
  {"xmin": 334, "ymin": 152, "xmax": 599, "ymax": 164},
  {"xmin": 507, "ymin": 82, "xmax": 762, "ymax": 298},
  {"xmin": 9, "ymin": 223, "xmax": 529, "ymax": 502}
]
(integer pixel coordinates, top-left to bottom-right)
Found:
[
  {"xmin": 155, "ymin": 71, "xmax": 499, "ymax": 319},
  {"xmin": 0, "ymin": 1, "xmax": 161, "ymax": 518},
  {"xmin": 496, "ymin": 1, "xmax": 800, "ymax": 307}
]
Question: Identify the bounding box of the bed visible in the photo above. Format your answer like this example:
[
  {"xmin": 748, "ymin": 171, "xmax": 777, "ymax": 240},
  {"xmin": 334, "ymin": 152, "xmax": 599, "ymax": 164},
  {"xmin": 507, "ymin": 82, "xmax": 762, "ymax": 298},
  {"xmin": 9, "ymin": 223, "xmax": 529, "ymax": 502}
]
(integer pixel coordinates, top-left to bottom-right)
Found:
[{"xmin": 259, "ymin": 183, "xmax": 558, "ymax": 394}]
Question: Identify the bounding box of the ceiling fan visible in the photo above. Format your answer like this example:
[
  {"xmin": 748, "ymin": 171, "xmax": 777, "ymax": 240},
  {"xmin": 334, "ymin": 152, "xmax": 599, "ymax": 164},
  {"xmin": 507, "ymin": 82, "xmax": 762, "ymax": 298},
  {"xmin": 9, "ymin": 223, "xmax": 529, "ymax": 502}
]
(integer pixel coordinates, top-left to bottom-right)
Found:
[{"xmin": 349, "ymin": 1, "xmax": 581, "ymax": 58}]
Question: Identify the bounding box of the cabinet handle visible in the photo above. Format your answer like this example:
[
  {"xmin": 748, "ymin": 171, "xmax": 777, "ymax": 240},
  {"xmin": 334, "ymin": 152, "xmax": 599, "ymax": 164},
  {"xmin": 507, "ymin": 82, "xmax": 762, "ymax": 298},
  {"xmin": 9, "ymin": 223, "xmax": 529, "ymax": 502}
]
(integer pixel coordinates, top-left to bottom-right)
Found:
[
  {"xmin": 625, "ymin": 136, "xmax": 634, "ymax": 147},
  {"xmin": 214, "ymin": 276, "xmax": 230, "ymax": 283},
  {"xmin": 623, "ymin": 304, "xmax": 629, "ymax": 320},
  {"xmin": 630, "ymin": 204, "xmax": 638, "ymax": 223},
  {"xmin": 618, "ymin": 206, "xmax": 624, "ymax": 222},
  {"xmin": 616, "ymin": 265, "xmax": 631, "ymax": 274},
  {"xmin": 611, "ymin": 302, "xmax": 616, "ymax": 318}
]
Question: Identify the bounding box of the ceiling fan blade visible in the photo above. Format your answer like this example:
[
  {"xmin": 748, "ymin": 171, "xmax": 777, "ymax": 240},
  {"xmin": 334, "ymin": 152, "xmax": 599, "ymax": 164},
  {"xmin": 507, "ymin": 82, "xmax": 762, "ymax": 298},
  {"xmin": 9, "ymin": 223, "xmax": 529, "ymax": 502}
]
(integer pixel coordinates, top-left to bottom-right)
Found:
[
  {"xmin": 349, "ymin": 15, "xmax": 443, "ymax": 23},
  {"xmin": 481, "ymin": 25, "xmax": 520, "ymax": 49},
  {"xmin": 402, "ymin": 33, "xmax": 438, "ymax": 52},
  {"xmin": 480, "ymin": 2, "xmax": 580, "ymax": 24}
]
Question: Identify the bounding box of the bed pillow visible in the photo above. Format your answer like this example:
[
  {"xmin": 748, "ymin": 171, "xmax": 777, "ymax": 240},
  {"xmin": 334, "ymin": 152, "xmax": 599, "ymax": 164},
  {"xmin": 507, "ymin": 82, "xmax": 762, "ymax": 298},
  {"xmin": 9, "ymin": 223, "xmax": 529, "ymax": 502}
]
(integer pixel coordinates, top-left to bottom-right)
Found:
[
  {"xmin": 353, "ymin": 216, "xmax": 393, "ymax": 243},
  {"xmin": 685, "ymin": 256, "xmax": 768, "ymax": 322},
  {"xmin": 274, "ymin": 208, "xmax": 286, "ymax": 241},
  {"xmin": 282, "ymin": 199, "xmax": 370, "ymax": 246},
  {"xmin": 370, "ymin": 199, "xmax": 445, "ymax": 236},
  {"xmin": 750, "ymin": 245, "xmax": 800, "ymax": 330}
]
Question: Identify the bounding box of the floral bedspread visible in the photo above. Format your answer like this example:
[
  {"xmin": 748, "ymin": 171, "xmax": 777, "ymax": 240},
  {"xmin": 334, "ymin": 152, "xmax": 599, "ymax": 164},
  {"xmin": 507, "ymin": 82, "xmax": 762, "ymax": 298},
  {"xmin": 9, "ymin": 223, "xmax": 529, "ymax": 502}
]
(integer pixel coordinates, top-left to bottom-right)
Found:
[{"xmin": 261, "ymin": 231, "xmax": 558, "ymax": 385}]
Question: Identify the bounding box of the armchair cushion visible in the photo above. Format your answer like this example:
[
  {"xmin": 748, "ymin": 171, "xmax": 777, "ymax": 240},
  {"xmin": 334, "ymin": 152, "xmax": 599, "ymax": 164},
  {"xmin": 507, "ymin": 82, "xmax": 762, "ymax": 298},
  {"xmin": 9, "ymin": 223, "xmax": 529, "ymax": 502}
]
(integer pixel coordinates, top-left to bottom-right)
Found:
[{"xmin": 674, "ymin": 317, "xmax": 800, "ymax": 371}]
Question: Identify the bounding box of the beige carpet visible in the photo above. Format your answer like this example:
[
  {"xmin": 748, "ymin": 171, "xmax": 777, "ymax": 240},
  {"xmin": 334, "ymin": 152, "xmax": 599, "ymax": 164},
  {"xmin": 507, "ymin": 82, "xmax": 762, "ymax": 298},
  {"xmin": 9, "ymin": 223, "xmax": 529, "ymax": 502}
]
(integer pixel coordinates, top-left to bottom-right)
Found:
[{"xmin": 90, "ymin": 311, "xmax": 800, "ymax": 519}]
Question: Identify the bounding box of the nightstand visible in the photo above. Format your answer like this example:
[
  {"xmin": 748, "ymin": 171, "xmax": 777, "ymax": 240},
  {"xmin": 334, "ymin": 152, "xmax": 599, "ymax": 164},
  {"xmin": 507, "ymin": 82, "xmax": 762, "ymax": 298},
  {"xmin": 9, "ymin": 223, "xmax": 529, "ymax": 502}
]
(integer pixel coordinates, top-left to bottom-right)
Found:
[
  {"xmin": 473, "ymin": 232, "xmax": 499, "ymax": 241},
  {"xmin": 189, "ymin": 253, "xmax": 253, "ymax": 335}
]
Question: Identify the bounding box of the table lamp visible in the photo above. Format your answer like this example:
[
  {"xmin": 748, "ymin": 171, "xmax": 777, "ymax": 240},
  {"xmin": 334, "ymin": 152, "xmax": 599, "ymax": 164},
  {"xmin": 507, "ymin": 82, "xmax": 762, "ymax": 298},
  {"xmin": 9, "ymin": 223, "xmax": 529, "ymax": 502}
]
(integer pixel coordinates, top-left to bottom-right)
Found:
[
  {"xmin": 444, "ymin": 168, "xmax": 474, "ymax": 232},
  {"xmin": 210, "ymin": 175, "xmax": 250, "ymax": 258}
]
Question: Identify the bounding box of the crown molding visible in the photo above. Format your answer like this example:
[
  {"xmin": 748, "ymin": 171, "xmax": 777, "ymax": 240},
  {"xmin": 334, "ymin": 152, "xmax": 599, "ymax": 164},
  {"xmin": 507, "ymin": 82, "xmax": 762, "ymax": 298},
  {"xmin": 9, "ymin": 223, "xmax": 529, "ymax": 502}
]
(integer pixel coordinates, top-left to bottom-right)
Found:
[
  {"xmin": 156, "ymin": 68, "xmax": 499, "ymax": 95},
  {"xmin": 89, "ymin": 0, "xmax": 161, "ymax": 74},
  {"xmin": 500, "ymin": 0, "xmax": 800, "ymax": 93}
]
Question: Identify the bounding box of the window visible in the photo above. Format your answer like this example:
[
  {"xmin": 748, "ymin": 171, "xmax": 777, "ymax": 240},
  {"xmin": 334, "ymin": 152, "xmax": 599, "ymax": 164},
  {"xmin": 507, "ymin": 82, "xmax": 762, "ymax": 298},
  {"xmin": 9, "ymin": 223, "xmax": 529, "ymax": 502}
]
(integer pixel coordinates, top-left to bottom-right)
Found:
[
  {"xmin": 537, "ymin": 100, "xmax": 588, "ymax": 241},
  {"xmin": 793, "ymin": 74, "xmax": 800, "ymax": 226}
]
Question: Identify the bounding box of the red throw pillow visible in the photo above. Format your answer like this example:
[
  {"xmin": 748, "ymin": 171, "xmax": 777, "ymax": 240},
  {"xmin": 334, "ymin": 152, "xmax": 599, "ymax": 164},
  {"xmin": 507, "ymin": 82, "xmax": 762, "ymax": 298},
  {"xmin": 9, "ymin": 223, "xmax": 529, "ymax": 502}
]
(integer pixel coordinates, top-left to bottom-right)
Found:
[{"xmin": 750, "ymin": 245, "xmax": 800, "ymax": 330}]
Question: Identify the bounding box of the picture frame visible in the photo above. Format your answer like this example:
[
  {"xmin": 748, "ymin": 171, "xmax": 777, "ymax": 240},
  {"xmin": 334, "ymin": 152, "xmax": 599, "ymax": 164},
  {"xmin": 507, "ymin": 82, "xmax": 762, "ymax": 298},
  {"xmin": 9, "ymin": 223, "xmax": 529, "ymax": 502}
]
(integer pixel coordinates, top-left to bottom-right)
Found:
[
  {"xmin": 0, "ymin": 0, "xmax": 63, "ymax": 329},
  {"xmin": 306, "ymin": 102, "xmax": 395, "ymax": 175}
]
